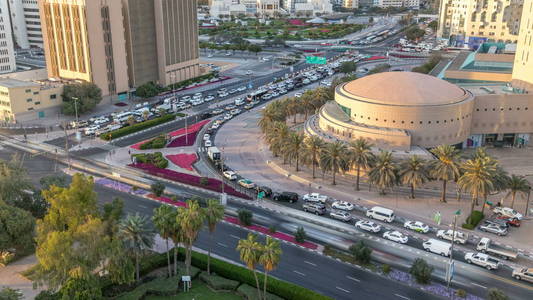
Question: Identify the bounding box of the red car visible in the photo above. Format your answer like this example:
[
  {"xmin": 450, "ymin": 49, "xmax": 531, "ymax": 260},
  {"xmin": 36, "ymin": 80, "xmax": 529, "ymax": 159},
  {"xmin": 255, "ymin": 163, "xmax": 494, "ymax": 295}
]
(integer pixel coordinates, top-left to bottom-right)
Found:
[{"xmin": 497, "ymin": 215, "xmax": 521, "ymax": 227}]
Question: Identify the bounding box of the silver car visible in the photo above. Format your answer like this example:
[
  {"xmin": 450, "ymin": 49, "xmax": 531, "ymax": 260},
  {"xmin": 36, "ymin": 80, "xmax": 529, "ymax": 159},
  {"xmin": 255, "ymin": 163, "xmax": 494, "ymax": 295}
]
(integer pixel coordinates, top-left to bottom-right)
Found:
[
  {"xmin": 479, "ymin": 223, "xmax": 508, "ymax": 236},
  {"xmin": 330, "ymin": 210, "xmax": 351, "ymax": 222},
  {"xmin": 355, "ymin": 220, "xmax": 381, "ymax": 233}
]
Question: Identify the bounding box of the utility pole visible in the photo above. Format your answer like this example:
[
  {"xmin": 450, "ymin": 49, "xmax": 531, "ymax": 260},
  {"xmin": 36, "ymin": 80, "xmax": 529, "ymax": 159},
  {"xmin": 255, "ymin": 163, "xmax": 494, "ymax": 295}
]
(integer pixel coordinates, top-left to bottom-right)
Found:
[
  {"xmin": 63, "ymin": 122, "xmax": 71, "ymax": 170},
  {"xmin": 72, "ymin": 97, "xmax": 81, "ymax": 148},
  {"xmin": 447, "ymin": 210, "xmax": 460, "ymax": 297}
]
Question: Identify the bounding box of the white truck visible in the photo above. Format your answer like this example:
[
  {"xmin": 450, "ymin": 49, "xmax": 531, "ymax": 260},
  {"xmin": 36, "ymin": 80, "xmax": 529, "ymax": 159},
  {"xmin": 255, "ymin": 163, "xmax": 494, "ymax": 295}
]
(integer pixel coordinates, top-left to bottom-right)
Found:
[
  {"xmin": 207, "ymin": 147, "xmax": 221, "ymax": 161},
  {"xmin": 476, "ymin": 237, "xmax": 518, "ymax": 260},
  {"xmin": 436, "ymin": 229, "xmax": 468, "ymax": 244},
  {"xmin": 302, "ymin": 193, "xmax": 328, "ymax": 203},
  {"xmin": 422, "ymin": 239, "xmax": 451, "ymax": 257},
  {"xmin": 465, "ymin": 252, "xmax": 500, "ymax": 270}
]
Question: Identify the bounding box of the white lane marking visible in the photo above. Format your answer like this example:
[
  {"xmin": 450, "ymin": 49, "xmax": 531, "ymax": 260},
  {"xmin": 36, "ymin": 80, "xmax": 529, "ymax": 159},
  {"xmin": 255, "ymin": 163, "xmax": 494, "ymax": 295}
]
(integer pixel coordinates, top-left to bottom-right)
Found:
[
  {"xmin": 336, "ymin": 286, "xmax": 351, "ymax": 293},
  {"xmin": 217, "ymin": 242, "xmax": 228, "ymax": 248},
  {"xmin": 304, "ymin": 261, "xmax": 317, "ymax": 267},
  {"xmin": 346, "ymin": 276, "xmax": 360, "ymax": 282},
  {"xmin": 471, "ymin": 282, "xmax": 487, "ymax": 289},
  {"xmin": 293, "ymin": 270, "xmax": 306, "ymax": 276},
  {"xmin": 229, "ymin": 234, "xmax": 240, "ymax": 239},
  {"xmin": 394, "ymin": 294, "xmax": 410, "ymax": 300},
  {"xmin": 138, "ymin": 205, "xmax": 148, "ymax": 209}
]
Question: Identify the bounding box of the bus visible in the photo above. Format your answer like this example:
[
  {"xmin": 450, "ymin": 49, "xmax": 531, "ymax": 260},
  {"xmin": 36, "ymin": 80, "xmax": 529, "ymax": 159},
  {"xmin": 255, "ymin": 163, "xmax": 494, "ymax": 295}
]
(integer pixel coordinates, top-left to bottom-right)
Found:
[{"xmin": 246, "ymin": 89, "xmax": 268, "ymax": 102}]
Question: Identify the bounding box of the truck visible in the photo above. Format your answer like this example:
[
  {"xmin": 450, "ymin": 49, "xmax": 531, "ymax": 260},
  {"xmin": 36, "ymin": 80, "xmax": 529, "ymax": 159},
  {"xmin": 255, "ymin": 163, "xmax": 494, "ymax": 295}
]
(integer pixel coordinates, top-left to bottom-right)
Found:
[
  {"xmin": 302, "ymin": 193, "xmax": 328, "ymax": 203},
  {"xmin": 436, "ymin": 229, "xmax": 468, "ymax": 244},
  {"xmin": 476, "ymin": 237, "xmax": 518, "ymax": 260},
  {"xmin": 207, "ymin": 146, "xmax": 221, "ymax": 161},
  {"xmin": 464, "ymin": 252, "xmax": 500, "ymax": 270}
]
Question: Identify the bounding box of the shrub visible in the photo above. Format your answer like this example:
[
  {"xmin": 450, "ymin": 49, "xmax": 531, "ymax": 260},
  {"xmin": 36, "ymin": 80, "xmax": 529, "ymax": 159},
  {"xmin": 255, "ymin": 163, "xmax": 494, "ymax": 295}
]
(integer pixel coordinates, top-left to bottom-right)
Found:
[
  {"xmin": 151, "ymin": 181, "xmax": 166, "ymax": 197},
  {"xmin": 237, "ymin": 284, "xmax": 284, "ymax": 300},
  {"xmin": 268, "ymin": 225, "xmax": 277, "ymax": 234},
  {"xmin": 0, "ymin": 287, "xmax": 24, "ymax": 300},
  {"xmin": 200, "ymin": 177, "xmax": 209, "ymax": 186},
  {"xmin": 409, "ymin": 258, "xmax": 433, "ymax": 284},
  {"xmin": 35, "ymin": 290, "xmax": 59, "ymax": 300},
  {"xmin": 381, "ymin": 264, "xmax": 392, "ymax": 275},
  {"xmin": 238, "ymin": 209, "xmax": 253, "ymax": 226},
  {"xmin": 487, "ymin": 288, "xmax": 509, "ymax": 300},
  {"xmin": 139, "ymin": 135, "xmax": 167, "ymax": 150},
  {"xmin": 199, "ymin": 272, "xmax": 239, "ymax": 291},
  {"xmin": 132, "ymin": 152, "xmax": 168, "ymax": 169},
  {"xmin": 349, "ymin": 241, "xmax": 372, "ymax": 265},
  {"xmin": 462, "ymin": 210, "xmax": 484, "ymax": 229},
  {"xmin": 170, "ymin": 195, "xmax": 178, "ymax": 202},
  {"xmin": 101, "ymin": 114, "xmax": 176, "ymax": 140},
  {"xmin": 455, "ymin": 289, "xmax": 467, "ymax": 298},
  {"xmin": 294, "ymin": 226, "xmax": 306, "ymax": 243}
]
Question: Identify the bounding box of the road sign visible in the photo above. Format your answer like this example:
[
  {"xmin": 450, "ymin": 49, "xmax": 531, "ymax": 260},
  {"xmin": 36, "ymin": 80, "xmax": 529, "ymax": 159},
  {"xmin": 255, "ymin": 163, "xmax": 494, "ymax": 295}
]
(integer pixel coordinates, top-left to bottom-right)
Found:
[{"xmin": 305, "ymin": 56, "xmax": 327, "ymax": 64}]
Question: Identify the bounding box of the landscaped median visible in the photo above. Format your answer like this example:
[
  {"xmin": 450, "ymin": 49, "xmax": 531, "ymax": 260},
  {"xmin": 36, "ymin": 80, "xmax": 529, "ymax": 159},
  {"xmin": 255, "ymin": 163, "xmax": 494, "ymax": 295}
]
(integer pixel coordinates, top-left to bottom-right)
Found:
[{"xmin": 101, "ymin": 114, "xmax": 178, "ymax": 141}]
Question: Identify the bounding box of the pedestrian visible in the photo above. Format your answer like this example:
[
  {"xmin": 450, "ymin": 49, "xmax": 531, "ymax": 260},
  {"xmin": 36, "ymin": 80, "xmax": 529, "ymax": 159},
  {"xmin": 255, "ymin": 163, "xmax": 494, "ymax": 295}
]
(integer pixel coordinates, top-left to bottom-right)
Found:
[{"xmin": 128, "ymin": 149, "xmax": 131, "ymax": 155}]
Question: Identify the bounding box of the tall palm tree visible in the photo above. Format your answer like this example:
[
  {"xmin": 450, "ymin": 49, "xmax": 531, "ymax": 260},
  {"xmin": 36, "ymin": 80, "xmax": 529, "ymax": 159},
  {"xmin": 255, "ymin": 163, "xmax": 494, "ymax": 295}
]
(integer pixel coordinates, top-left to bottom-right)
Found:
[
  {"xmin": 301, "ymin": 135, "xmax": 324, "ymax": 178},
  {"xmin": 265, "ymin": 122, "xmax": 289, "ymax": 159},
  {"xmin": 259, "ymin": 237, "xmax": 282, "ymax": 299},
  {"xmin": 119, "ymin": 213, "xmax": 155, "ymax": 281},
  {"xmin": 205, "ymin": 199, "xmax": 225, "ymax": 275},
  {"xmin": 430, "ymin": 145, "xmax": 461, "ymax": 203},
  {"xmin": 319, "ymin": 141, "xmax": 349, "ymax": 185},
  {"xmin": 282, "ymin": 132, "xmax": 305, "ymax": 171},
  {"xmin": 400, "ymin": 155, "xmax": 429, "ymax": 199},
  {"xmin": 458, "ymin": 157, "xmax": 495, "ymax": 217},
  {"xmin": 347, "ymin": 138, "xmax": 375, "ymax": 191},
  {"xmin": 168, "ymin": 216, "xmax": 183, "ymax": 276},
  {"xmin": 368, "ymin": 151, "xmax": 398, "ymax": 195},
  {"xmin": 237, "ymin": 233, "xmax": 263, "ymax": 300},
  {"xmin": 505, "ymin": 175, "xmax": 530, "ymax": 208},
  {"xmin": 152, "ymin": 205, "xmax": 176, "ymax": 277},
  {"xmin": 284, "ymin": 97, "xmax": 300, "ymax": 123},
  {"xmin": 177, "ymin": 200, "xmax": 205, "ymax": 276},
  {"xmin": 259, "ymin": 101, "xmax": 286, "ymax": 133}
]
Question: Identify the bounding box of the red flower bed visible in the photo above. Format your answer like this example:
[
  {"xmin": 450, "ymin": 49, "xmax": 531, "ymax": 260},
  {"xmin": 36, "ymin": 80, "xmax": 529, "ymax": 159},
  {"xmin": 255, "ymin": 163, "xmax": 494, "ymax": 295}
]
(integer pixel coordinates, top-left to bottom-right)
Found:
[
  {"xmin": 167, "ymin": 132, "xmax": 198, "ymax": 147},
  {"xmin": 225, "ymin": 216, "xmax": 318, "ymax": 250},
  {"xmin": 147, "ymin": 194, "xmax": 187, "ymax": 207},
  {"xmin": 129, "ymin": 163, "xmax": 251, "ymax": 199},
  {"xmin": 130, "ymin": 140, "xmax": 150, "ymax": 150},
  {"xmin": 169, "ymin": 119, "xmax": 210, "ymax": 137},
  {"xmin": 166, "ymin": 153, "xmax": 198, "ymax": 171}
]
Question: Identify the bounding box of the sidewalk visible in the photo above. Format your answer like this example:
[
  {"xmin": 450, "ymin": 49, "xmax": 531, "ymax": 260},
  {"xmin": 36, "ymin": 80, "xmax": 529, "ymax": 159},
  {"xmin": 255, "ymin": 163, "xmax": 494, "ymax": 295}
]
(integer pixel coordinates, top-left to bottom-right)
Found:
[{"xmin": 0, "ymin": 255, "xmax": 44, "ymax": 299}]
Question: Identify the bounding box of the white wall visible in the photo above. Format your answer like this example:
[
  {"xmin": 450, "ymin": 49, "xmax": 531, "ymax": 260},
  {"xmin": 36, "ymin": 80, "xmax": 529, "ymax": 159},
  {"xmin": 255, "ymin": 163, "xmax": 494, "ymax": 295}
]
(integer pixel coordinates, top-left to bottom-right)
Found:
[{"xmin": 0, "ymin": 0, "xmax": 16, "ymax": 73}]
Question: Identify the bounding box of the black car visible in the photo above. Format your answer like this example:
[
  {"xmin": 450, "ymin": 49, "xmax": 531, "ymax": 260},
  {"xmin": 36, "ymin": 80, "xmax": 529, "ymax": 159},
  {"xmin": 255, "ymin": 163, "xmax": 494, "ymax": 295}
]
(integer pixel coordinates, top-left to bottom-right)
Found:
[
  {"xmin": 273, "ymin": 192, "xmax": 298, "ymax": 203},
  {"xmin": 256, "ymin": 186, "xmax": 272, "ymax": 198}
]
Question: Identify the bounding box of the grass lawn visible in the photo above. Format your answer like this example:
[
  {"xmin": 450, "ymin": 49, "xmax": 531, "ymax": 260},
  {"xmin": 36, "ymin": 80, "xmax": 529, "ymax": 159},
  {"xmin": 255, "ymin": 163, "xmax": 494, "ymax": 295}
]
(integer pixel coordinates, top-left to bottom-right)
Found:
[{"xmin": 146, "ymin": 280, "xmax": 242, "ymax": 300}]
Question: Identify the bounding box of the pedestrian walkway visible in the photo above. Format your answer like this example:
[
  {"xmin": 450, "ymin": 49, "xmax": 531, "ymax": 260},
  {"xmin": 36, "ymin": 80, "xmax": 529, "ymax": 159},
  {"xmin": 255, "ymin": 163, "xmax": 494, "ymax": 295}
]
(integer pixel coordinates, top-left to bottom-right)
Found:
[{"xmin": 0, "ymin": 255, "xmax": 45, "ymax": 299}]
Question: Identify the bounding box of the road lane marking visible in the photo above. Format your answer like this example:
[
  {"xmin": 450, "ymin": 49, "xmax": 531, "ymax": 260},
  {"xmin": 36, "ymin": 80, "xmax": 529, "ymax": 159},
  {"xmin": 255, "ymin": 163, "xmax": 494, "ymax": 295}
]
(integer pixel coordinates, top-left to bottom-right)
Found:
[
  {"xmin": 471, "ymin": 282, "xmax": 487, "ymax": 289},
  {"xmin": 217, "ymin": 242, "xmax": 228, "ymax": 248},
  {"xmin": 346, "ymin": 276, "xmax": 360, "ymax": 282},
  {"xmin": 293, "ymin": 270, "xmax": 306, "ymax": 276},
  {"xmin": 394, "ymin": 294, "xmax": 410, "ymax": 300},
  {"xmin": 229, "ymin": 234, "xmax": 240, "ymax": 239},
  {"xmin": 304, "ymin": 261, "xmax": 317, "ymax": 267},
  {"xmin": 138, "ymin": 205, "xmax": 148, "ymax": 209},
  {"xmin": 336, "ymin": 287, "xmax": 351, "ymax": 293}
]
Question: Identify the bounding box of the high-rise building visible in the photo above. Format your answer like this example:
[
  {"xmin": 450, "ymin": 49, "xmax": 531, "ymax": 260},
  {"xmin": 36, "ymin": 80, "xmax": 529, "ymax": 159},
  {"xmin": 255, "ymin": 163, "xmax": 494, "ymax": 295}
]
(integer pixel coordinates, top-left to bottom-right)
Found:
[
  {"xmin": 282, "ymin": 0, "xmax": 307, "ymax": 13},
  {"xmin": 0, "ymin": 1, "xmax": 17, "ymax": 74},
  {"xmin": 437, "ymin": 0, "xmax": 523, "ymax": 43},
  {"xmin": 512, "ymin": 0, "xmax": 533, "ymax": 91},
  {"xmin": 39, "ymin": 0, "xmax": 200, "ymax": 97},
  {"xmin": 8, "ymin": 0, "xmax": 43, "ymax": 49},
  {"xmin": 343, "ymin": 0, "xmax": 359, "ymax": 8}
]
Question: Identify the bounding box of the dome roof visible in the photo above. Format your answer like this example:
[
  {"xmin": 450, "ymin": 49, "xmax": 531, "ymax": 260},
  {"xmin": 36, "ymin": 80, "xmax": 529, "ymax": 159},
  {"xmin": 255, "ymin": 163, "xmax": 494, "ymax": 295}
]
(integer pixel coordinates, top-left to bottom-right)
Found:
[{"xmin": 341, "ymin": 72, "xmax": 468, "ymax": 106}]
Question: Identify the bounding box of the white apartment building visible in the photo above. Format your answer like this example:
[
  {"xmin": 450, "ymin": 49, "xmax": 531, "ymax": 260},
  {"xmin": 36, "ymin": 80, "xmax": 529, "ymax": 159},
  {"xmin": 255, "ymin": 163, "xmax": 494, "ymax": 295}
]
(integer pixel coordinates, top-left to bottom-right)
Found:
[
  {"xmin": 0, "ymin": 0, "xmax": 16, "ymax": 74},
  {"xmin": 7, "ymin": 0, "xmax": 43, "ymax": 49},
  {"xmin": 373, "ymin": 0, "xmax": 419, "ymax": 8},
  {"xmin": 257, "ymin": 0, "xmax": 281, "ymax": 16},
  {"xmin": 282, "ymin": 0, "xmax": 308, "ymax": 13},
  {"xmin": 343, "ymin": 0, "xmax": 359, "ymax": 8},
  {"xmin": 210, "ymin": 0, "xmax": 246, "ymax": 17},
  {"xmin": 295, "ymin": 0, "xmax": 333, "ymax": 15}
]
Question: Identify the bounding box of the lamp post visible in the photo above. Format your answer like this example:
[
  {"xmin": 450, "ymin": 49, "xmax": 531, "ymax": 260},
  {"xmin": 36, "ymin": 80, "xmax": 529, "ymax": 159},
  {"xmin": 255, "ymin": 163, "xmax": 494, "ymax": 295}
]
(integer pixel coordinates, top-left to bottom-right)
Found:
[
  {"xmin": 526, "ymin": 187, "xmax": 531, "ymax": 217},
  {"xmin": 71, "ymin": 97, "xmax": 81, "ymax": 148},
  {"xmin": 447, "ymin": 210, "xmax": 461, "ymax": 297}
]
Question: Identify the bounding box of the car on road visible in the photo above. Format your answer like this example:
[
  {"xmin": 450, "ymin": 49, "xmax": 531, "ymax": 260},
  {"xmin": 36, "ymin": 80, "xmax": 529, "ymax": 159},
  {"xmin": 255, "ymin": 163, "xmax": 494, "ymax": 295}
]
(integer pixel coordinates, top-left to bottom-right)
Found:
[
  {"xmin": 262, "ymin": 57, "xmax": 270, "ymax": 61},
  {"xmin": 204, "ymin": 95, "xmax": 215, "ymax": 102},
  {"xmin": 223, "ymin": 171, "xmax": 237, "ymax": 180},
  {"xmin": 223, "ymin": 113, "xmax": 233, "ymax": 120},
  {"xmin": 302, "ymin": 193, "xmax": 328, "ymax": 203},
  {"xmin": 479, "ymin": 223, "xmax": 508, "ymax": 236},
  {"xmin": 219, "ymin": 92, "xmax": 229, "ymax": 97},
  {"xmin": 211, "ymin": 109, "xmax": 224, "ymax": 115},
  {"xmin": 493, "ymin": 207, "xmax": 523, "ymax": 220},
  {"xmin": 383, "ymin": 231, "xmax": 408, "ymax": 244},
  {"xmin": 294, "ymin": 92, "xmax": 302, "ymax": 98},
  {"xmin": 465, "ymin": 252, "xmax": 499, "ymax": 270},
  {"xmin": 244, "ymin": 103, "xmax": 254, "ymax": 110},
  {"xmin": 512, "ymin": 268, "xmax": 533, "ymax": 283},
  {"xmin": 238, "ymin": 179, "xmax": 256, "ymax": 189},
  {"xmin": 404, "ymin": 221, "xmax": 430, "ymax": 233},
  {"xmin": 230, "ymin": 109, "xmax": 241, "ymax": 115},
  {"xmin": 355, "ymin": 220, "xmax": 381, "ymax": 233},
  {"xmin": 204, "ymin": 140, "xmax": 212, "ymax": 147},
  {"xmin": 207, "ymin": 54, "xmax": 213, "ymax": 58},
  {"xmin": 237, "ymin": 86, "xmax": 247, "ymax": 92},
  {"xmin": 225, "ymin": 52, "xmax": 232, "ymax": 56},
  {"xmin": 245, "ymin": 70, "xmax": 253, "ymax": 75},
  {"xmin": 303, "ymin": 202, "xmax": 326, "ymax": 215},
  {"xmin": 203, "ymin": 134, "xmax": 210, "ymax": 141},
  {"xmin": 84, "ymin": 125, "xmax": 100, "ymax": 135},
  {"xmin": 210, "ymin": 123, "xmax": 220, "ymax": 130},
  {"xmin": 330, "ymin": 210, "xmax": 351, "ymax": 222},
  {"xmin": 436, "ymin": 229, "xmax": 468, "ymax": 244},
  {"xmin": 273, "ymin": 192, "xmax": 298, "ymax": 203},
  {"xmin": 331, "ymin": 201, "xmax": 354, "ymax": 211},
  {"xmin": 229, "ymin": 89, "xmax": 238, "ymax": 94},
  {"xmin": 225, "ymin": 105, "xmax": 236, "ymax": 111}
]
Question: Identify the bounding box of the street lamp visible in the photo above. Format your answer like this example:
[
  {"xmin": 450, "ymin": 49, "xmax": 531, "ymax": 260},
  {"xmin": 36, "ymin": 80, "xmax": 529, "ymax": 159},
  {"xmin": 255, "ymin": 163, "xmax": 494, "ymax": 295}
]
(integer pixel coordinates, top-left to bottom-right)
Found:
[
  {"xmin": 71, "ymin": 96, "xmax": 81, "ymax": 148},
  {"xmin": 446, "ymin": 209, "xmax": 461, "ymax": 296}
]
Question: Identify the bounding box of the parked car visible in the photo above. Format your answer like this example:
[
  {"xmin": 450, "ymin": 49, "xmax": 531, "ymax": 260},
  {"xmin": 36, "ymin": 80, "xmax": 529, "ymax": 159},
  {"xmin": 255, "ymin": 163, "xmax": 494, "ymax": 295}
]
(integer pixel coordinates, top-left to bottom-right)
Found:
[
  {"xmin": 496, "ymin": 215, "xmax": 521, "ymax": 227},
  {"xmin": 355, "ymin": 220, "xmax": 381, "ymax": 233},
  {"xmin": 493, "ymin": 207, "xmax": 523, "ymax": 220},
  {"xmin": 294, "ymin": 92, "xmax": 302, "ymax": 98},
  {"xmin": 238, "ymin": 179, "xmax": 256, "ymax": 189},
  {"xmin": 244, "ymin": 103, "xmax": 254, "ymax": 110},
  {"xmin": 223, "ymin": 171, "xmax": 237, "ymax": 180},
  {"xmin": 225, "ymin": 105, "xmax": 236, "ymax": 111},
  {"xmin": 302, "ymin": 193, "xmax": 328, "ymax": 203},
  {"xmin": 479, "ymin": 223, "xmax": 508, "ymax": 236},
  {"xmin": 404, "ymin": 221, "xmax": 430, "ymax": 233},
  {"xmin": 331, "ymin": 201, "xmax": 354, "ymax": 211},
  {"xmin": 237, "ymin": 86, "xmax": 247, "ymax": 92},
  {"xmin": 383, "ymin": 231, "xmax": 408, "ymax": 244},
  {"xmin": 211, "ymin": 108, "xmax": 224, "ymax": 115},
  {"xmin": 484, "ymin": 218, "xmax": 509, "ymax": 228},
  {"xmin": 273, "ymin": 192, "xmax": 298, "ymax": 203},
  {"xmin": 204, "ymin": 95, "xmax": 215, "ymax": 102},
  {"xmin": 436, "ymin": 229, "xmax": 468, "ymax": 244},
  {"xmin": 330, "ymin": 210, "xmax": 351, "ymax": 222},
  {"xmin": 256, "ymin": 186, "xmax": 272, "ymax": 198},
  {"xmin": 512, "ymin": 268, "xmax": 533, "ymax": 283},
  {"xmin": 465, "ymin": 252, "xmax": 500, "ymax": 270},
  {"xmin": 303, "ymin": 202, "xmax": 326, "ymax": 215}
]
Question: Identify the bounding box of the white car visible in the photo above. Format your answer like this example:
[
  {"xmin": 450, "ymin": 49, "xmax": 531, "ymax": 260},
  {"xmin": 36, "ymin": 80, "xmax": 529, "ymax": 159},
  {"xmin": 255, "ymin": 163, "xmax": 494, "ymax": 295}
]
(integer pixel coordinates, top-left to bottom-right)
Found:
[
  {"xmin": 93, "ymin": 117, "xmax": 109, "ymax": 125},
  {"xmin": 404, "ymin": 221, "xmax": 430, "ymax": 233},
  {"xmin": 223, "ymin": 171, "xmax": 237, "ymax": 180},
  {"xmin": 302, "ymin": 193, "xmax": 328, "ymax": 203},
  {"xmin": 204, "ymin": 140, "xmax": 212, "ymax": 147},
  {"xmin": 331, "ymin": 201, "xmax": 354, "ymax": 211},
  {"xmin": 262, "ymin": 57, "xmax": 270, "ymax": 61},
  {"xmin": 245, "ymin": 70, "xmax": 253, "ymax": 75},
  {"xmin": 204, "ymin": 95, "xmax": 215, "ymax": 102},
  {"xmin": 238, "ymin": 179, "xmax": 256, "ymax": 189},
  {"xmin": 355, "ymin": 220, "xmax": 381, "ymax": 233},
  {"xmin": 211, "ymin": 123, "xmax": 220, "ymax": 130},
  {"xmin": 203, "ymin": 134, "xmax": 210, "ymax": 141},
  {"xmin": 383, "ymin": 231, "xmax": 408, "ymax": 244},
  {"xmin": 237, "ymin": 86, "xmax": 247, "ymax": 92},
  {"xmin": 294, "ymin": 92, "xmax": 302, "ymax": 98},
  {"xmin": 84, "ymin": 125, "xmax": 100, "ymax": 135},
  {"xmin": 224, "ymin": 113, "xmax": 233, "ymax": 120},
  {"xmin": 330, "ymin": 210, "xmax": 351, "ymax": 222},
  {"xmin": 493, "ymin": 207, "xmax": 523, "ymax": 220},
  {"xmin": 436, "ymin": 229, "xmax": 468, "ymax": 244}
]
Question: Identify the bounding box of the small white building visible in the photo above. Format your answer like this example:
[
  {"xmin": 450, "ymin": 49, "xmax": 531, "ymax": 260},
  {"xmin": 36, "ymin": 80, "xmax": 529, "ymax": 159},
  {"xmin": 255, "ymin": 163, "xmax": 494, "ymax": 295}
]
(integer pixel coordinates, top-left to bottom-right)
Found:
[
  {"xmin": 210, "ymin": 0, "xmax": 247, "ymax": 17},
  {"xmin": 256, "ymin": 0, "xmax": 281, "ymax": 17},
  {"xmin": 295, "ymin": 0, "xmax": 333, "ymax": 16},
  {"xmin": 373, "ymin": 0, "xmax": 419, "ymax": 8}
]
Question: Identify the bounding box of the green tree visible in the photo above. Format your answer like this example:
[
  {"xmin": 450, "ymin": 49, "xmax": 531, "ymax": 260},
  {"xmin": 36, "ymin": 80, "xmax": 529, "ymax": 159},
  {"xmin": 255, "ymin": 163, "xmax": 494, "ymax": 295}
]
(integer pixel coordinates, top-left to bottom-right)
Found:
[
  {"xmin": 339, "ymin": 61, "xmax": 357, "ymax": 74},
  {"xmin": 0, "ymin": 155, "xmax": 33, "ymax": 206},
  {"xmin": 283, "ymin": 132, "xmax": 305, "ymax": 171},
  {"xmin": 368, "ymin": 151, "xmax": 398, "ymax": 195},
  {"xmin": 0, "ymin": 203, "xmax": 35, "ymax": 258},
  {"xmin": 247, "ymin": 44, "xmax": 262, "ymax": 55},
  {"xmin": 178, "ymin": 200, "xmax": 205, "ymax": 276},
  {"xmin": 135, "ymin": 82, "xmax": 163, "ymax": 98},
  {"xmin": 458, "ymin": 157, "xmax": 495, "ymax": 217},
  {"xmin": 265, "ymin": 122, "xmax": 290, "ymax": 160},
  {"xmin": 0, "ymin": 287, "xmax": 23, "ymax": 300},
  {"xmin": 430, "ymin": 145, "xmax": 461, "ymax": 203},
  {"xmin": 487, "ymin": 288, "xmax": 509, "ymax": 300},
  {"xmin": 238, "ymin": 208, "xmax": 253, "ymax": 226},
  {"xmin": 294, "ymin": 226, "xmax": 306, "ymax": 243},
  {"xmin": 428, "ymin": 20, "xmax": 438, "ymax": 31},
  {"xmin": 349, "ymin": 241, "xmax": 372, "ymax": 264},
  {"xmin": 102, "ymin": 197, "xmax": 124, "ymax": 238},
  {"xmin": 347, "ymin": 138, "xmax": 375, "ymax": 191},
  {"xmin": 237, "ymin": 233, "xmax": 263, "ymax": 300},
  {"xmin": 59, "ymin": 276, "xmax": 102, "ymax": 300},
  {"xmin": 259, "ymin": 237, "xmax": 282, "ymax": 299},
  {"xmin": 400, "ymin": 155, "xmax": 429, "ymax": 199},
  {"xmin": 119, "ymin": 213, "xmax": 155, "ymax": 282},
  {"xmin": 152, "ymin": 205, "xmax": 176, "ymax": 277},
  {"xmin": 409, "ymin": 258, "xmax": 433, "ymax": 284},
  {"xmin": 39, "ymin": 174, "xmax": 68, "ymax": 190},
  {"xmin": 205, "ymin": 199, "xmax": 225, "ymax": 275},
  {"xmin": 61, "ymin": 82, "xmax": 102, "ymax": 115},
  {"xmin": 320, "ymin": 141, "xmax": 349, "ymax": 185},
  {"xmin": 301, "ymin": 135, "xmax": 324, "ymax": 179},
  {"xmin": 505, "ymin": 175, "xmax": 530, "ymax": 208},
  {"xmin": 150, "ymin": 181, "xmax": 165, "ymax": 197}
]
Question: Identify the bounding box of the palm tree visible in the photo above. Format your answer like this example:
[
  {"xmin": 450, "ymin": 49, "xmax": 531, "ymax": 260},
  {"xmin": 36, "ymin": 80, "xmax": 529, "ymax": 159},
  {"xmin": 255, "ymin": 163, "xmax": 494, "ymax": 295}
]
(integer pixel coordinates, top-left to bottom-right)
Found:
[
  {"xmin": 368, "ymin": 151, "xmax": 398, "ymax": 195},
  {"xmin": 505, "ymin": 175, "xmax": 530, "ymax": 208},
  {"xmin": 119, "ymin": 213, "xmax": 155, "ymax": 281},
  {"xmin": 301, "ymin": 136, "xmax": 324, "ymax": 178},
  {"xmin": 152, "ymin": 205, "xmax": 176, "ymax": 277},
  {"xmin": 430, "ymin": 145, "xmax": 461, "ymax": 203},
  {"xmin": 284, "ymin": 98, "xmax": 300, "ymax": 123},
  {"xmin": 319, "ymin": 141, "xmax": 349, "ymax": 185},
  {"xmin": 400, "ymin": 155, "xmax": 429, "ymax": 199},
  {"xmin": 282, "ymin": 132, "xmax": 305, "ymax": 171},
  {"xmin": 237, "ymin": 233, "xmax": 263, "ymax": 300},
  {"xmin": 259, "ymin": 101, "xmax": 286, "ymax": 133},
  {"xmin": 259, "ymin": 237, "xmax": 282, "ymax": 299},
  {"xmin": 142, "ymin": 110, "xmax": 150, "ymax": 121},
  {"xmin": 266, "ymin": 122, "xmax": 290, "ymax": 161},
  {"xmin": 458, "ymin": 158, "xmax": 495, "ymax": 217},
  {"xmin": 177, "ymin": 200, "xmax": 205, "ymax": 276},
  {"xmin": 168, "ymin": 216, "xmax": 183, "ymax": 276},
  {"xmin": 347, "ymin": 138, "xmax": 375, "ymax": 191},
  {"xmin": 205, "ymin": 199, "xmax": 225, "ymax": 275}
]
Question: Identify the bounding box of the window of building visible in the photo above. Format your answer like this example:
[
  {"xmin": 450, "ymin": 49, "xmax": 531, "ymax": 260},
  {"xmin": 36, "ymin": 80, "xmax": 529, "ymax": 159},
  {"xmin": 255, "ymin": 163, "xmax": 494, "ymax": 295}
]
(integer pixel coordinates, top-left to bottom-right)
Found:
[
  {"xmin": 27, "ymin": 107, "xmax": 33, "ymax": 111},
  {"xmin": 35, "ymin": 101, "xmax": 41, "ymax": 105},
  {"xmin": 26, "ymin": 98, "xmax": 32, "ymax": 102},
  {"xmin": 25, "ymin": 89, "xmax": 31, "ymax": 93},
  {"xmin": 50, "ymin": 94, "xmax": 57, "ymax": 99}
]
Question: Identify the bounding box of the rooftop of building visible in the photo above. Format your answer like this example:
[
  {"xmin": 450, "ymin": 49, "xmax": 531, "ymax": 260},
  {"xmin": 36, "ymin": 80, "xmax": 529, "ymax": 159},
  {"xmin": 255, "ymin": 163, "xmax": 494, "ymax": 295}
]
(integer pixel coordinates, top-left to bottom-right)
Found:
[
  {"xmin": 461, "ymin": 84, "xmax": 529, "ymax": 96},
  {"xmin": 0, "ymin": 78, "xmax": 39, "ymax": 89}
]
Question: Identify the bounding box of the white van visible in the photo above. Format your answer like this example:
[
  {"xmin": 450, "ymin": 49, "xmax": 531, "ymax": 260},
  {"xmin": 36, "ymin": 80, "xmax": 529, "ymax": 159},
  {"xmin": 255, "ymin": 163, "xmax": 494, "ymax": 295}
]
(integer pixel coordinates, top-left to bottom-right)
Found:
[
  {"xmin": 423, "ymin": 239, "xmax": 452, "ymax": 257},
  {"xmin": 366, "ymin": 206, "xmax": 395, "ymax": 223}
]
